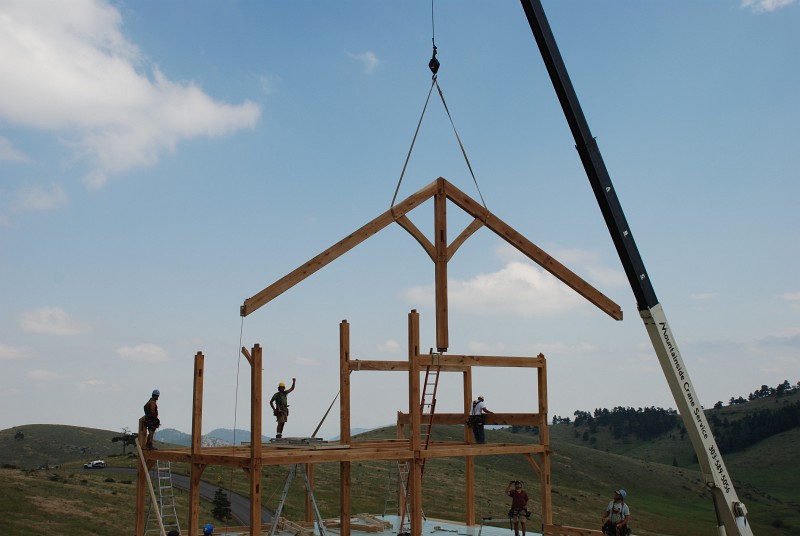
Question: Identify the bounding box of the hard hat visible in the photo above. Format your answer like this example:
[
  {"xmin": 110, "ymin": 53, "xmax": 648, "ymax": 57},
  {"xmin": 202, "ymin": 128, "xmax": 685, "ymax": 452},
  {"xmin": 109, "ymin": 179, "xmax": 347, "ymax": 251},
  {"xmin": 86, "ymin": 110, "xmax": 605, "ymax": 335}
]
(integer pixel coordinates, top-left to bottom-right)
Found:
[
  {"xmin": 278, "ymin": 382, "xmax": 285, "ymax": 388},
  {"xmin": 204, "ymin": 523, "xmax": 214, "ymax": 534},
  {"xmin": 152, "ymin": 389, "xmax": 160, "ymax": 396},
  {"xmin": 616, "ymin": 489, "xmax": 627, "ymax": 499}
]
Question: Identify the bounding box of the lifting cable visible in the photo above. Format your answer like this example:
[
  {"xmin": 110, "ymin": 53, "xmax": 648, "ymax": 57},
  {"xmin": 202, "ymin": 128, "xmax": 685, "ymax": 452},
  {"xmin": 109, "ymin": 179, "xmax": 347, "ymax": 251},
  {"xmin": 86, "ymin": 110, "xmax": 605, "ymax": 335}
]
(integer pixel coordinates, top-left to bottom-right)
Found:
[{"xmin": 390, "ymin": 0, "xmax": 488, "ymax": 212}]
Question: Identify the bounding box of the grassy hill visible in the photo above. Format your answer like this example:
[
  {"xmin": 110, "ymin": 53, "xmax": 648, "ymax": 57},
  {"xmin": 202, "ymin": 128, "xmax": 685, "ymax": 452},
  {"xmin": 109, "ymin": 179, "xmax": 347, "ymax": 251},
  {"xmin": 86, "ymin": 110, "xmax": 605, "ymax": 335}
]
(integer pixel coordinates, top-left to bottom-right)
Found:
[
  {"xmin": 0, "ymin": 424, "xmax": 126, "ymax": 468},
  {"xmin": 1, "ymin": 391, "xmax": 799, "ymax": 535}
]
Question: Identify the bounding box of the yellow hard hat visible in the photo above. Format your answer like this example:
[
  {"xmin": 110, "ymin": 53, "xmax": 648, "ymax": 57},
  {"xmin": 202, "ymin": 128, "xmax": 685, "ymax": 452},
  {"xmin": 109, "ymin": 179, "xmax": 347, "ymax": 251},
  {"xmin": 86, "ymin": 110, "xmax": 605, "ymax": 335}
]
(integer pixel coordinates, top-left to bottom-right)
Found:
[{"xmin": 278, "ymin": 382, "xmax": 285, "ymax": 388}]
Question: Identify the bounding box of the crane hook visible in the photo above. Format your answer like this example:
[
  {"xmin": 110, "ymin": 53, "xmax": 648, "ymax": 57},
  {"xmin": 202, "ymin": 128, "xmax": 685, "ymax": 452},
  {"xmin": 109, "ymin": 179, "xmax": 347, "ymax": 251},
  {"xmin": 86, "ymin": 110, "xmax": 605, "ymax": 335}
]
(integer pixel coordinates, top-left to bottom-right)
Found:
[{"xmin": 428, "ymin": 44, "xmax": 440, "ymax": 78}]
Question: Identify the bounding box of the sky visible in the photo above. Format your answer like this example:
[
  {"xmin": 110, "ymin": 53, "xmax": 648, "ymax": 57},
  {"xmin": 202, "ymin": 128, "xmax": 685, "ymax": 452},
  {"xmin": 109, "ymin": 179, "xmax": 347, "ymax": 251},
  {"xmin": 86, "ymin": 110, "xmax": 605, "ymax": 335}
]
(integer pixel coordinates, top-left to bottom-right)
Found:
[{"xmin": 1, "ymin": 0, "xmax": 799, "ymax": 443}]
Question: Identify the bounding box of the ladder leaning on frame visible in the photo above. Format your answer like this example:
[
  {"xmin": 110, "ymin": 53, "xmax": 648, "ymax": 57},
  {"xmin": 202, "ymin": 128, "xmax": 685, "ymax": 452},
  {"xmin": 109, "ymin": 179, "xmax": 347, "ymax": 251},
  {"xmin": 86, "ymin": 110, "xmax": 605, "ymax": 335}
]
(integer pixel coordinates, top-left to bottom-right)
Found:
[
  {"xmin": 269, "ymin": 464, "xmax": 328, "ymax": 536},
  {"xmin": 135, "ymin": 438, "xmax": 168, "ymax": 536},
  {"xmin": 397, "ymin": 351, "xmax": 442, "ymax": 535}
]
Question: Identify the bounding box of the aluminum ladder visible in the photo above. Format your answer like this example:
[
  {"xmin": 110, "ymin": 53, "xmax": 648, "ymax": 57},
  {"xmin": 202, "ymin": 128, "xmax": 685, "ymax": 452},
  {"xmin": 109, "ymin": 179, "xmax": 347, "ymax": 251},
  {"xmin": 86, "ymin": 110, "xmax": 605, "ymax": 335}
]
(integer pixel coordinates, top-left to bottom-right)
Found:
[
  {"xmin": 145, "ymin": 461, "xmax": 181, "ymax": 535},
  {"xmin": 269, "ymin": 464, "xmax": 327, "ymax": 536},
  {"xmin": 397, "ymin": 352, "xmax": 441, "ymax": 535}
]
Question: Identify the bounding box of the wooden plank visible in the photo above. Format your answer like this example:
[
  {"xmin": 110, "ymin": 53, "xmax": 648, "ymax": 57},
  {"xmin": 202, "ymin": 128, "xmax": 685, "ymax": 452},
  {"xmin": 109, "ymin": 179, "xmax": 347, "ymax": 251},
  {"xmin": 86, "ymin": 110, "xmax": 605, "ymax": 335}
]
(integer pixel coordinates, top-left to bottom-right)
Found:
[
  {"xmin": 416, "ymin": 353, "xmax": 546, "ymax": 368},
  {"xmin": 396, "ymin": 215, "xmax": 435, "ymax": 262},
  {"xmin": 447, "ymin": 217, "xmax": 485, "ymax": 261},
  {"xmin": 339, "ymin": 319, "xmax": 351, "ymax": 536},
  {"xmin": 188, "ymin": 352, "xmax": 205, "ymax": 536},
  {"xmin": 250, "ymin": 344, "xmax": 262, "ymax": 536},
  {"xmin": 443, "ymin": 180, "xmax": 623, "ymax": 320},
  {"xmin": 396, "ymin": 412, "xmax": 545, "ymax": 426},
  {"xmin": 542, "ymin": 525, "xmax": 604, "ymax": 536},
  {"xmin": 241, "ymin": 180, "xmax": 438, "ymax": 316},
  {"xmin": 349, "ymin": 359, "xmax": 467, "ymax": 372},
  {"xmin": 464, "ymin": 368, "xmax": 475, "ymax": 526},
  {"xmin": 435, "ymin": 180, "xmax": 449, "ymax": 351},
  {"xmin": 420, "ymin": 443, "xmax": 546, "ymax": 458},
  {"xmin": 142, "ymin": 440, "xmax": 548, "ymax": 465}
]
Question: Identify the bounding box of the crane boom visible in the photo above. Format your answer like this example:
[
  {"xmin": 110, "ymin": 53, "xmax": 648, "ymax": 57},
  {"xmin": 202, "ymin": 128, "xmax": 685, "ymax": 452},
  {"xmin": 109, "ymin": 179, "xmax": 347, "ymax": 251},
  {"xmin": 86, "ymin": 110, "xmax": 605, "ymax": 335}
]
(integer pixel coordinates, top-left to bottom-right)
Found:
[{"xmin": 518, "ymin": 1, "xmax": 753, "ymax": 534}]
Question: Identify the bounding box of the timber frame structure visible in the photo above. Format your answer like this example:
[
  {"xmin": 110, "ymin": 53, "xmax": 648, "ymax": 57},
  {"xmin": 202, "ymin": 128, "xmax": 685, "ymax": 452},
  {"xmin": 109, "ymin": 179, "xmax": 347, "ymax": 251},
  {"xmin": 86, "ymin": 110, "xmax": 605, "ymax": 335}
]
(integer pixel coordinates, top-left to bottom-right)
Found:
[{"xmin": 135, "ymin": 177, "xmax": 622, "ymax": 536}]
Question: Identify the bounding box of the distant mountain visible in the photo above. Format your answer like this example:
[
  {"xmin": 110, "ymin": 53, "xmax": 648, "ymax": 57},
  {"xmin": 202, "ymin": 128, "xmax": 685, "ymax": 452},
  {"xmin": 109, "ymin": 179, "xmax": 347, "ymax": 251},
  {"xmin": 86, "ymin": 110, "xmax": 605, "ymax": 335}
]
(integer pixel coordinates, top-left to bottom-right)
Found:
[
  {"xmin": 331, "ymin": 427, "xmax": 372, "ymax": 440},
  {"xmin": 206, "ymin": 428, "xmax": 271, "ymax": 445},
  {"xmin": 156, "ymin": 428, "xmax": 270, "ymax": 446}
]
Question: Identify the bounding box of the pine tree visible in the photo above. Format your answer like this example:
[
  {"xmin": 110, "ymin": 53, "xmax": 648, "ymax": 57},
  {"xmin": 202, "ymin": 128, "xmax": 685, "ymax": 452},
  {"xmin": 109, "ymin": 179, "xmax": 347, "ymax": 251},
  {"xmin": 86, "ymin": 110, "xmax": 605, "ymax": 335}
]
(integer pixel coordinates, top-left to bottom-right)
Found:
[{"xmin": 212, "ymin": 487, "xmax": 233, "ymax": 521}]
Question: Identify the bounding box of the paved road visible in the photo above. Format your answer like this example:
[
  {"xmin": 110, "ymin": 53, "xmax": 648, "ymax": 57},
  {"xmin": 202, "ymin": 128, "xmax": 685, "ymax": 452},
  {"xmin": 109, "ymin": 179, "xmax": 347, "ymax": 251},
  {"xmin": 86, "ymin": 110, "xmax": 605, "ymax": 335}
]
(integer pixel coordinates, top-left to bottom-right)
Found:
[
  {"xmin": 96, "ymin": 467, "xmax": 273, "ymax": 525},
  {"xmin": 170, "ymin": 473, "xmax": 274, "ymax": 525}
]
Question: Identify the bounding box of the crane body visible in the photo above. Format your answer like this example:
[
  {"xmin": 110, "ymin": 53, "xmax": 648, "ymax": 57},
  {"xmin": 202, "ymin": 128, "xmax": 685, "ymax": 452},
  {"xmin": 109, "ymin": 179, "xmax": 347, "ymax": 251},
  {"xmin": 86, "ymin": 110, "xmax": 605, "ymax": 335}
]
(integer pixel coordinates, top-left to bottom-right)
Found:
[{"xmin": 519, "ymin": 1, "xmax": 753, "ymax": 533}]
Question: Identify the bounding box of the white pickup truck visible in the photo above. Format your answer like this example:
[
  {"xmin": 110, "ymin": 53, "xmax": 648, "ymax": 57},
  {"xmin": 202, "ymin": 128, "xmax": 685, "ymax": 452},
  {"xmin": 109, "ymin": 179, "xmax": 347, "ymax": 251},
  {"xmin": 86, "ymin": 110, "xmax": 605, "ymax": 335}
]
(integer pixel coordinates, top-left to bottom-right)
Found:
[{"xmin": 83, "ymin": 460, "xmax": 106, "ymax": 469}]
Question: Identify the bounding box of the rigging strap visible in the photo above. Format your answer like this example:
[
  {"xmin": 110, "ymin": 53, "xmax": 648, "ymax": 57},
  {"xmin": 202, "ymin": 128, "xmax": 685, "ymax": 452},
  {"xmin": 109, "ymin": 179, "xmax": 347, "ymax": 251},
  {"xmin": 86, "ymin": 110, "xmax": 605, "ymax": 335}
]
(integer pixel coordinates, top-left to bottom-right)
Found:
[{"xmin": 390, "ymin": 78, "xmax": 488, "ymax": 212}]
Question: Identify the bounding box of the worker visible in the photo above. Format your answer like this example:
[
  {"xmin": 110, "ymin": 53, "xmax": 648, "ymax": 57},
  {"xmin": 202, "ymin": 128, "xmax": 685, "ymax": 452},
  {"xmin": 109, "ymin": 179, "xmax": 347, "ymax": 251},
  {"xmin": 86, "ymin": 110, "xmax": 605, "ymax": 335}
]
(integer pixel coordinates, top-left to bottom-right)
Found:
[
  {"xmin": 203, "ymin": 523, "xmax": 214, "ymax": 535},
  {"xmin": 270, "ymin": 378, "xmax": 296, "ymax": 439},
  {"xmin": 601, "ymin": 489, "xmax": 631, "ymax": 535},
  {"xmin": 143, "ymin": 389, "xmax": 160, "ymax": 450},
  {"xmin": 468, "ymin": 395, "xmax": 493, "ymax": 444},
  {"xmin": 506, "ymin": 480, "xmax": 530, "ymax": 536}
]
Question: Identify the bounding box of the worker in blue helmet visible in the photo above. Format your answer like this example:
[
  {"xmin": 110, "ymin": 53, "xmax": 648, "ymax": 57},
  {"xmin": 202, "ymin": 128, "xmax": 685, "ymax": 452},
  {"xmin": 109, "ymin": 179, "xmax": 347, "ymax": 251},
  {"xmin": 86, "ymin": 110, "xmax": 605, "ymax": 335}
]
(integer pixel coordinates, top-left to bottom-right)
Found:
[
  {"xmin": 602, "ymin": 489, "xmax": 631, "ymax": 535},
  {"xmin": 143, "ymin": 389, "xmax": 160, "ymax": 450},
  {"xmin": 203, "ymin": 523, "xmax": 214, "ymax": 535}
]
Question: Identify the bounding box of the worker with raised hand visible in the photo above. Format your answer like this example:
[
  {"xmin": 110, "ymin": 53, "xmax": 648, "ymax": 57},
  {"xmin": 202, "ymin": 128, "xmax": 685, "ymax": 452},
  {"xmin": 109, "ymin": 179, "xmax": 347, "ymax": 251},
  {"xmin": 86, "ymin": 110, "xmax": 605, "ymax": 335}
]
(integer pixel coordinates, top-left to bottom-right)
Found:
[
  {"xmin": 506, "ymin": 479, "xmax": 530, "ymax": 536},
  {"xmin": 143, "ymin": 389, "xmax": 160, "ymax": 450},
  {"xmin": 602, "ymin": 489, "xmax": 631, "ymax": 535},
  {"xmin": 270, "ymin": 378, "xmax": 296, "ymax": 439}
]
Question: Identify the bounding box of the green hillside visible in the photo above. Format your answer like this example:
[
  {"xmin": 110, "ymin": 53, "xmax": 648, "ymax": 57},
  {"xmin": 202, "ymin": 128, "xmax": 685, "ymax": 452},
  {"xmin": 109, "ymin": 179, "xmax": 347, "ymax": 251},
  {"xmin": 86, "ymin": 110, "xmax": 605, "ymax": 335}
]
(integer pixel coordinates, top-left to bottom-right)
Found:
[
  {"xmin": 0, "ymin": 424, "xmax": 128, "ymax": 468},
  {"xmin": 1, "ymin": 390, "xmax": 799, "ymax": 535}
]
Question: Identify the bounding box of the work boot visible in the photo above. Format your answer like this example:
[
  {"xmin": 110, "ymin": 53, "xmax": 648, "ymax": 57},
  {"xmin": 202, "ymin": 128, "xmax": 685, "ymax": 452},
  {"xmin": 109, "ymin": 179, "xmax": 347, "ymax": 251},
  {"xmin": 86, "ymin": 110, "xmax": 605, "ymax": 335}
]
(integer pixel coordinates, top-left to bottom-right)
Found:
[{"xmin": 276, "ymin": 434, "xmax": 282, "ymax": 439}]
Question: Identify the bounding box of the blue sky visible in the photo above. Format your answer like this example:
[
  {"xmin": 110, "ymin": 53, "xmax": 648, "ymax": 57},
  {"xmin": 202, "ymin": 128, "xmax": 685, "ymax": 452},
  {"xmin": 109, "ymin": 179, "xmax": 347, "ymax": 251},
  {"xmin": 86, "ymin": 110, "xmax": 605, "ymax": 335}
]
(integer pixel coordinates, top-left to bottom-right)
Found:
[{"xmin": 1, "ymin": 0, "xmax": 798, "ymax": 441}]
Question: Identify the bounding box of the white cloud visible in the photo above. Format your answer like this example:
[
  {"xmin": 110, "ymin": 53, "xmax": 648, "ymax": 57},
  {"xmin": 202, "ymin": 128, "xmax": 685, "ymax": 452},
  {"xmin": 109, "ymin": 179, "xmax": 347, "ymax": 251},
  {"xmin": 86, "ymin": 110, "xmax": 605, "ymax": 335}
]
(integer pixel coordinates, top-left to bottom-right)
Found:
[
  {"xmin": 116, "ymin": 343, "xmax": 169, "ymax": 363},
  {"xmin": 20, "ymin": 307, "xmax": 89, "ymax": 336},
  {"xmin": 741, "ymin": 0, "xmax": 797, "ymax": 12},
  {"xmin": 16, "ymin": 183, "xmax": 68, "ymax": 210},
  {"xmin": 80, "ymin": 379, "xmax": 120, "ymax": 391},
  {"xmin": 0, "ymin": 136, "xmax": 29, "ymax": 162},
  {"xmin": 466, "ymin": 339, "xmax": 598, "ymax": 356},
  {"xmin": 296, "ymin": 356, "xmax": 320, "ymax": 367},
  {"xmin": 756, "ymin": 327, "xmax": 800, "ymax": 349},
  {"xmin": 347, "ymin": 51, "xmax": 384, "ymax": 74},
  {"xmin": 258, "ymin": 73, "xmax": 280, "ymax": 95},
  {"xmin": 377, "ymin": 339, "xmax": 402, "ymax": 354},
  {"xmin": 402, "ymin": 261, "xmax": 588, "ymax": 317},
  {"xmin": 0, "ymin": 343, "xmax": 34, "ymax": 360},
  {"xmin": 690, "ymin": 292, "xmax": 718, "ymax": 301},
  {"xmin": 402, "ymin": 242, "xmax": 623, "ymax": 317},
  {"xmin": 496, "ymin": 242, "xmax": 626, "ymax": 288},
  {"xmin": 0, "ymin": 0, "xmax": 261, "ymax": 189},
  {"xmin": 780, "ymin": 291, "xmax": 800, "ymax": 302},
  {"xmin": 28, "ymin": 369, "xmax": 59, "ymax": 381}
]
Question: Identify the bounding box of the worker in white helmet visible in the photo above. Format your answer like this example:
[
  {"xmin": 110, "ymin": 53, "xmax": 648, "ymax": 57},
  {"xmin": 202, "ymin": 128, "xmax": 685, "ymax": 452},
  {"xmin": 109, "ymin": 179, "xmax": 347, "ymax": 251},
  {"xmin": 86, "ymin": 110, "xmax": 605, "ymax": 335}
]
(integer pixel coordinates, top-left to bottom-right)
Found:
[
  {"xmin": 468, "ymin": 395, "xmax": 493, "ymax": 444},
  {"xmin": 602, "ymin": 489, "xmax": 631, "ymax": 535}
]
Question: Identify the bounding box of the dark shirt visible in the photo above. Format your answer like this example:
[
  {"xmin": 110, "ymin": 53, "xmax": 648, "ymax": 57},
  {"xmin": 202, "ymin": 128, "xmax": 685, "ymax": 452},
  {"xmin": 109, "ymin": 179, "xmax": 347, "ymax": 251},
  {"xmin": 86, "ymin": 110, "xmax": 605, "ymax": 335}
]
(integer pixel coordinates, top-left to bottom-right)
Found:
[{"xmin": 509, "ymin": 489, "xmax": 528, "ymax": 509}]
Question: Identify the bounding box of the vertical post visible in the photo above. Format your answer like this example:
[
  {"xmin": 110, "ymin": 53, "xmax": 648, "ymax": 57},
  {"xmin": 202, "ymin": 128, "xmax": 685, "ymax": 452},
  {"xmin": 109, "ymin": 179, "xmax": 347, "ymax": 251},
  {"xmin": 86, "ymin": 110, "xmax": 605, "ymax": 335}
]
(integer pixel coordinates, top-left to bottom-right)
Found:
[
  {"xmin": 339, "ymin": 320, "xmax": 352, "ymax": 536},
  {"xmin": 408, "ymin": 309, "xmax": 422, "ymax": 536},
  {"xmin": 305, "ymin": 463, "xmax": 315, "ymax": 523},
  {"xmin": 250, "ymin": 344, "xmax": 263, "ymax": 536},
  {"xmin": 188, "ymin": 352, "xmax": 205, "ymax": 536},
  {"xmin": 463, "ymin": 368, "xmax": 475, "ymax": 525},
  {"xmin": 537, "ymin": 354, "xmax": 552, "ymax": 526},
  {"xmin": 434, "ymin": 179, "xmax": 449, "ymax": 352},
  {"xmin": 135, "ymin": 417, "xmax": 147, "ymax": 536}
]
